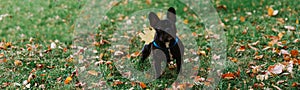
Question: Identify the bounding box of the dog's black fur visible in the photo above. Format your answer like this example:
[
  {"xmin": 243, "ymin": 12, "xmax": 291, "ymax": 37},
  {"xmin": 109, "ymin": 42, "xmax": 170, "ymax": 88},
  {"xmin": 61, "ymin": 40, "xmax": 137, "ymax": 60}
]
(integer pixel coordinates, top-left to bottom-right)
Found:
[{"xmin": 140, "ymin": 7, "xmax": 183, "ymax": 78}]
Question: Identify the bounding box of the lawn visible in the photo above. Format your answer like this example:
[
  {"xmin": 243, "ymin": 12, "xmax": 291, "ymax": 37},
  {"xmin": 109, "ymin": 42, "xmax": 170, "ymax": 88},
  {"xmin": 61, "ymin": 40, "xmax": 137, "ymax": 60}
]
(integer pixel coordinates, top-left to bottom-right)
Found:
[{"xmin": 0, "ymin": 0, "xmax": 299, "ymax": 89}]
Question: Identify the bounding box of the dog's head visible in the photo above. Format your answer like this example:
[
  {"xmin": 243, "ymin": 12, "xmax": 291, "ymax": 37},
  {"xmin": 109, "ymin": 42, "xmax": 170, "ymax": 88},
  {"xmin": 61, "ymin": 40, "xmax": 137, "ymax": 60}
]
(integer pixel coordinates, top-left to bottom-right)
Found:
[{"xmin": 149, "ymin": 7, "xmax": 177, "ymax": 42}]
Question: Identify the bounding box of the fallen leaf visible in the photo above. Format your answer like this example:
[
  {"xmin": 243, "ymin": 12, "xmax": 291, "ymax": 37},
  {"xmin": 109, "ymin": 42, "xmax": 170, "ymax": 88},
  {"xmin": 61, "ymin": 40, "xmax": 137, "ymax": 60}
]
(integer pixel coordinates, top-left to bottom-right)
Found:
[
  {"xmin": 113, "ymin": 80, "xmax": 123, "ymax": 86},
  {"xmin": 236, "ymin": 46, "xmax": 246, "ymax": 52},
  {"xmin": 64, "ymin": 76, "xmax": 72, "ymax": 84},
  {"xmin": 106, "ymin": 61, "xmax": 112, "ymax": 65},
  {"xmin": 284, "ymin": 26, "xmax": 296, "ymax": 31},
  {"xmin": 0, "ymin": 58, "xmax": 7, "ymax": 63},
  {"xmin": 292, "ymin": 82, "xmax": 298, "ymax": 87},
  {"xmin": 88, "ymin": 70, "xmax": 98, "ymax": 76},
  {"xmin": 146, "ymin": 0, "xmax": 151, "ymax": 5},
  {"xmin": 139, "ymin": 82, "xmax": 147, "ymax": 89},
  {"xmin": 254, "ymin": 55, "xmax": 264, "ymax": 60},
  {"xmin": 36, "ymin": 64, "xmax": 44, "ymax": 69},
  {"xmin": 228, "ymin": 57, "xmax": 238, "ymax": 63},
  {"xmin": 183, "ymin": 19, "xmax": 189, "ymax": 24},
  {"xmin": 240, "ymin": 16, "xmax": 245, "ymax": 22},
  {"xmin": 277, "ymin": 18, "xmax": 285, "ymax": 24},
  {"xmin": 268, "ymin": 63, "xmax": 285, "ymax": 75},
  {"xmin": 14, "ymin": 60, "xmax": 22, "ymax": 66},
  {"xmin": 268, "ymin": 7, "xmax": 274, "ymax": 16},
  {"xmin": 221, "ymin": 72, "xmax": 235, "ymax": 79},
  {"xmin": 138, "ymin": 27, "xmax": 156, "ymax": 45},
  {"xmin": 130, "ymin": 51, "xmax": 140, "ymax": 57},
  {"xmin": 273, "ymin": 10, "xmax": 279, "ymax": 16},
  {"xmin": 50, "ymin": 42, "xmax": 56, "ymax": 49},
  {"xmin": 197, "ymin": 51, "xmax": 206, "ymax": 56},
  {"xmin": 290, "ymin": 50, "xmax": 298, "ymax": 57}
]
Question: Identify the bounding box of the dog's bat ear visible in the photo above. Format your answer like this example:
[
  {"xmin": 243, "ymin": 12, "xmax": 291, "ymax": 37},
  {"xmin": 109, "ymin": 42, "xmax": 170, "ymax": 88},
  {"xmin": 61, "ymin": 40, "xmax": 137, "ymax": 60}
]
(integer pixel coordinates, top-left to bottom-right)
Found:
[
  {"xmin": 167, "ymin": 7, "xmax": 176, "ymax": 23},
  {"xmin": 149, "ymin": 12, "xmax": 160, "ymax": 27}
]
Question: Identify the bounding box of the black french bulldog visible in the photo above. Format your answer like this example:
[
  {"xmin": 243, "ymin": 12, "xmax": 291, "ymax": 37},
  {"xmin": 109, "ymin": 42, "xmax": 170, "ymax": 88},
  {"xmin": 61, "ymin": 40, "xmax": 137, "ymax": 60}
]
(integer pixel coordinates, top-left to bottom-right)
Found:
[{"xmin": 140, "ymin": 7, "xmax": 184, "ymax": 78}]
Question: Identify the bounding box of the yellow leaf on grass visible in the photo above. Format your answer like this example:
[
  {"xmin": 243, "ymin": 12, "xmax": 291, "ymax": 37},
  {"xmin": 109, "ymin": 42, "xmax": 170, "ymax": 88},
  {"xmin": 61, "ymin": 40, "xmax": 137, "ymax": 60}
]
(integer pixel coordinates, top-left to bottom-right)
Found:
[
  {"xmin": 268, "ymin": 7, "xmax": 274, "ymax": 16},
  {"xmin": 64, "ymin": 76, "xmax": 72, "ymax": 84},
  {"xmin": 296, "ymin": 19, "xmax": 299, "ymax": 24},
  {"xmin": 183, "ymin": 19, "xmax": 189, "ymax": 24},
  {"xmin": 138, "ymin": 27, "xmax": 156, "ymax": 45}
]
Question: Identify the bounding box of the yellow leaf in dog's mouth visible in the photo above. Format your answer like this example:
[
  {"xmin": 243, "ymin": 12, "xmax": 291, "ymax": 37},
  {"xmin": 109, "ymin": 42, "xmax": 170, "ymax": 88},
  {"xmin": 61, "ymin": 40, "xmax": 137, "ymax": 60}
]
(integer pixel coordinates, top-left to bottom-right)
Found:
[{"xmin": 138, "ymin": 27, "xmax": 156, "ymax": 45}]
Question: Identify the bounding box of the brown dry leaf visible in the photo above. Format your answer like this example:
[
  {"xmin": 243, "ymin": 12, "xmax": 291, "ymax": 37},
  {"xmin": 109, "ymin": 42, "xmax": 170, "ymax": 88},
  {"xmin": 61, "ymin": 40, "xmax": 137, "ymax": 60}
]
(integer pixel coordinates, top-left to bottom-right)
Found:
[
  {"xmin": 221, "ymin": 72, "xmax": 235, "ymax": 79},
  {"xmin": 268, "ymin": 36, "xmax": 279, "ymax": 46},
  {"xmin": 183, "ymin": 19, "xmax": 189, "ymax": 24},
  {"xmin": 277, "ymin": 18, "xmax": 285, "ymax": 24},
  {"xmin": 228, "ymin": 57, "xmax": 238, "ymax": 63},
  {"xmin": 236, "ymin": 46, "xmax": 246, "ymax": 52},
  {"xmin": 0, "ymin": 58, "xmax": 7, "ymax": 63},
  {"xmin": 14, "ymin": 60, "xmax": 22, "ymax": 66},
  {"xmin": 248, "ymin": 44, "xmax": 258, "ymax": 51},
  {"xmin": 197, "ymin": 51, "xmax": 206, "ymax": 56},
  {"xmin": 278, "ymin": 32, "xmax": 284, "ymax": 40},
  {"xmin": 139, "ymin": 82, "xmax": 147, "ymax": 89},
  {"xmin": 113, "ymin": 80, "xmax": 123, "ymax": 86},
  {"xmin": 290, "ymin": 50, "xmax": 299, "ymax": 58},
  {"xmin": 5, "ymin": 42, "xmax": 12, "ymax": 47},
  {"xmin": 64, "ymin": 76, "xmax": 72, "ymax": 84},
  {"xmin": 292, "ymin": 82, "xmax": 298, "ymax": 87},
  {"xmin": 106, "ymin": 61, "xmax": 112, "ymax": 65},
  {"xmin": 130, "ymin": 51, "xmax": 140, "ymax": 57},
  {"xmin": 88, "ymin": 70, "xmax": 98, "ymax": 76},
  {"xmin": 192, "ymin": 32, "xmax": 197, "ymax": 37},
  {"xmin": 146, "ymin": 0, "xmax": 151, "ymax": 5},
  {"xmin": 138, "ymin": 27, "xmax": 156, "ymax": 45},
  {"xmin": 240, "ymin": 16, "xmax": 245, "ymax": 22},
  {"xmin": 254, "ymin": 55, "xmax": 264, "ymax": 60}
]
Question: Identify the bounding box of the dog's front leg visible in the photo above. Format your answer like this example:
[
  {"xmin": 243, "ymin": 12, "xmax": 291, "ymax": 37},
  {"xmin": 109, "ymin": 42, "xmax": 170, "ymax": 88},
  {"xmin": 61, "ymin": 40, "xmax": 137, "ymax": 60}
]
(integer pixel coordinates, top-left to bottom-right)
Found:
[
  {"xmin": 140, "ymin": 43, "xmax": 152, "ymax": 62},
  {"xmin": 170, "ymin": 45, "xmax": 182, "ymax": 73}
]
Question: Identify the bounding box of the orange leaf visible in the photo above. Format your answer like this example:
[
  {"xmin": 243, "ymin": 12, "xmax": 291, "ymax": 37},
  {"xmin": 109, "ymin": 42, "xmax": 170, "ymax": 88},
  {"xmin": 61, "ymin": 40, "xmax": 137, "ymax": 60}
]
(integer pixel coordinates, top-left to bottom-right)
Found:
[
  {"xmin": 139, "ymin": 82, "xmax": 147, "ymax": 89},
  {"xmin": 290, "ymin": 50, "xmax": 299, "ymax": 58},
  {"xmin": 146, "ymin": 0, "xmax": 151, "ymax": 5},
  {"xmin": 106, "ymin": 61, "xmax": 112, "ymax": 65},
  {"xmin": 113, "ymin": 80, "xmax": 123, "ymax": 86},
  {"xmin": 192, "ymin": 32, "xmax": 197, "ymax": 37},
  {"xmin": 0, "ymin": 58, "xmax": 7, "ymax": 63},
  {"xmin": 236, "ymin": 46, "xmax": 246, "ymax": 52},
  {"xmin": 130, "ymin": 51, "xmax": 140, "ymax": 57},
  {"xmin": 64, "ymin": 76, "xmax": 72, "ymax": 84},
  {"xmin": 240, "ymin": 16, "xmax": 245, "ymax": 22},
  {"xmin": 221, "ymin": 72, "xmax": 235, "ymax": 79},
  {"xmin": 14, "ymin": 60, "xmax": 22, "ymax": 66},
  {"xmin": 292, "ymin": 82, "xmax": 298, "ymax": 87},
  {"xmin": 268, "ymin": 7, "xmax": 274, "ymax": 16}
]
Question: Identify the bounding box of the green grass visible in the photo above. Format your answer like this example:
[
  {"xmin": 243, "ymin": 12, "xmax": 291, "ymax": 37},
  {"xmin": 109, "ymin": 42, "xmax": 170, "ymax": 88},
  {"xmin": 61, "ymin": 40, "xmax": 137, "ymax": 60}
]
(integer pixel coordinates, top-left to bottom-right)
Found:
[{"xmin": 0, "ymin": 0, "xmax": 299, "ymax": 89}]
